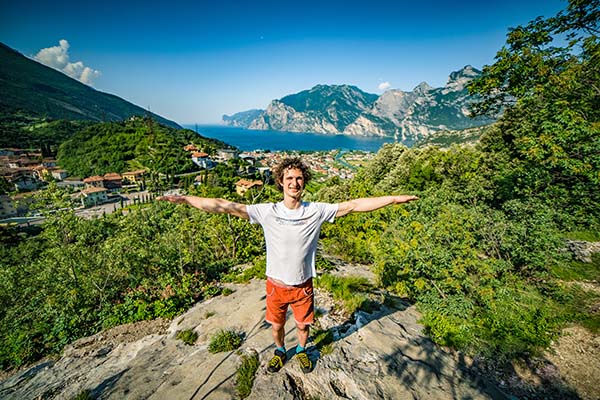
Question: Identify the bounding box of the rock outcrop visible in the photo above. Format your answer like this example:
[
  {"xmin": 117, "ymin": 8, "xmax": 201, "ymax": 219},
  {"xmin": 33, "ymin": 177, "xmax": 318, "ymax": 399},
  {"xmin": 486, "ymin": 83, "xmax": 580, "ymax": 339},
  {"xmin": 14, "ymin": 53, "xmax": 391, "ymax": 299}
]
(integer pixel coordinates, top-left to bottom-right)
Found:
[
  {"xmin": 565, "ymin": 240, "xmax": 600, "ymax": 263},
  {"xmin": 0, "ymin": 278, "xmax": 505, "ymax": 399}
]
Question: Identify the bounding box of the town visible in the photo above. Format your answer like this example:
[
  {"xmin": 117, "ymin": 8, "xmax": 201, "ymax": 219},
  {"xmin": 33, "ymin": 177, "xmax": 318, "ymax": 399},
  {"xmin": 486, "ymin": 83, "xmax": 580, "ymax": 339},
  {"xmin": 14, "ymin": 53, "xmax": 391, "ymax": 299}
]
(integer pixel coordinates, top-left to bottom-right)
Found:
[{"xmin": 0, "ymin": 145, "xmax": 374, "ymax": 223}]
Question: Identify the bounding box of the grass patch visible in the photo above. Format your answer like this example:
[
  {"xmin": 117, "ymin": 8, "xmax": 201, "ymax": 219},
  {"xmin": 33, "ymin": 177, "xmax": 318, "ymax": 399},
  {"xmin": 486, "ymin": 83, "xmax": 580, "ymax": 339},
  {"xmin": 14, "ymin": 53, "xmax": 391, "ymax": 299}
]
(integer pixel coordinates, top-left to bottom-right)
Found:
[
  {"xmin": 315, "ymin": 274, "xmax": 373, "ymax": 314},
  {"xmin": 235, "ymin": 352, "xmax": 259, "ymax": 398},
  {"xmin": 222, "ymin": 287, "xmax": 234, "ymax": 296},
  {"xmin": 223, "ymin": 257, "xmax": 266, "ymax": 283},
  {"xmin": 208, "ymin": 329, "xmax": 243, "ymax": 353},
  {"xmin": 176, "ymin": 329, "xmax": 198, "ymax": 345},
  {"xmin": 564, "ymin": 230, "xmax": 600, "ymax": 242},
  {"xmin": 71, "ymin": 390, "xmax": 95, "ymax": 400},
  {"xmin": 550, "ymin": 254, "xmax": 600, "ymax": 282},
  {"xmin": 204, "ymin": 311, "xmax": 216, "ymax": 319},
  {"xmin": 312, "ymin": 328, "xmax": 335, "ymax": 355},
  {"xmin": 551, "ymin": 283, "xmax": 600, "ymax": 334},
  {"xmin": 315, "ymin": 254, "xmax": 335, "ymax": 271}
]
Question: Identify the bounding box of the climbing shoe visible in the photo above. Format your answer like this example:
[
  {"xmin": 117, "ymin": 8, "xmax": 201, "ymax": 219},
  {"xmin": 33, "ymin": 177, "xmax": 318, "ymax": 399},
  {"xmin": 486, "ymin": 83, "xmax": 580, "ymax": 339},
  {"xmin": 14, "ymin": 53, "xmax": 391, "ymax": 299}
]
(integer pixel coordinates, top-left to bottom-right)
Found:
[
  {"xmin": 267, "ymin": 349, "xmax": 287, "ymax": 373},
  {"xmin": 295, "ymin": 350, "xmax": 312, "ymax": 373}
]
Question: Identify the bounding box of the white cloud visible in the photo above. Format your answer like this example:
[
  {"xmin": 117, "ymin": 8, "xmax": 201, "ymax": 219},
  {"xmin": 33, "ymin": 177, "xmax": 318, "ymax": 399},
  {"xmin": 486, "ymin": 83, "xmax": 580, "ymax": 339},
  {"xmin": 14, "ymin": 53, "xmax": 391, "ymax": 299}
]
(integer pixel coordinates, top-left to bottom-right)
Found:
[
  {"xmin": 378, "ymin": 81, "xmax": 391, "ymax": 91},
  {"xmin": 34, "ymin": 40, "xmax": 101, "ymax": 86}
]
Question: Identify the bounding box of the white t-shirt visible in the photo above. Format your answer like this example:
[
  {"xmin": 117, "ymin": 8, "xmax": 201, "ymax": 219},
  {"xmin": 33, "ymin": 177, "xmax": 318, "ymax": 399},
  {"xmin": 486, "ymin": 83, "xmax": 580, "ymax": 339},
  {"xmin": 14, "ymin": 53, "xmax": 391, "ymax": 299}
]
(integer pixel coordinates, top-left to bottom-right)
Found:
[{"xmin": 247, "ymin": 201, "xmax": 338, "ymax": 285}]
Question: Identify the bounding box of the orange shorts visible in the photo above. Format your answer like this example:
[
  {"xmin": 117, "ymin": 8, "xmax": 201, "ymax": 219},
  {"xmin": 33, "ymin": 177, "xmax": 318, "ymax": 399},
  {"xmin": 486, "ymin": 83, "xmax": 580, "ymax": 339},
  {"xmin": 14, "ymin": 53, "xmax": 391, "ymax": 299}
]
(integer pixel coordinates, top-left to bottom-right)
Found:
[{"xmin": 265, "ymin": 277, "xmax": 314, "ymax": 326}]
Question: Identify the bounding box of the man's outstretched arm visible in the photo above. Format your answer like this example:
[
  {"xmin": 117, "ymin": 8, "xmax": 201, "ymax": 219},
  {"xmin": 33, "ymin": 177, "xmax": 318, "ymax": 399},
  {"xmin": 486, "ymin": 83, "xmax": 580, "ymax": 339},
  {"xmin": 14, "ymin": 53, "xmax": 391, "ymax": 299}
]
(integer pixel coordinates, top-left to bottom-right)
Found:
[
  {"xmin": 336, "ymin": 195, "xmax": 419, "ymax": 217},
  {"xmin": 157, "ymin": 195, "xmax": 249, "ymax": 219}
]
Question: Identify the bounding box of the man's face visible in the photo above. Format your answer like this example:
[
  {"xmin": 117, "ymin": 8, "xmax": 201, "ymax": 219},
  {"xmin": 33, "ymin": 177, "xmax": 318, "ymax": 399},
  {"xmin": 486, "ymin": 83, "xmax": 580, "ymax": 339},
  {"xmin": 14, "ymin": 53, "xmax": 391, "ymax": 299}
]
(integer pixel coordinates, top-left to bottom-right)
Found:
[{"xmin": 281, "ymin": 168, "xmax": 304, "ymax": 199}]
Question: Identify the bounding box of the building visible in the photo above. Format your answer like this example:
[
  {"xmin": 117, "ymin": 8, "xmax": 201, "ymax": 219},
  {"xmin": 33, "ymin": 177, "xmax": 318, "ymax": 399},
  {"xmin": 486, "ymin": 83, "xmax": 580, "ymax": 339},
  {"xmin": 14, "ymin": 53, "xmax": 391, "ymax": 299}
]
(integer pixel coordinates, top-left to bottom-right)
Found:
[
  {"xmin": 83, "ymin": 175, "xmax": 105, "ymax": 188},
  {"xmin": 51, "ymin": 169, "xmax": 68, "ymax": 181},
  {"xmin": 103, "ymin": 173, "xmax": 123, "ymax": 192},
  {"xmin": 184, "ymin": 144, "xmax": 199, "ymax": 152},
  {"xmin": 83, "ymin": 173, "xmax": 123, "ymax": 192},
  {"xmin": 217, "ymin": 149, "xmax": 239, "ymax": 161},
  {"xmin": 79, "ymin": 187, "xmax": 109, "ymax": 207},
  {"xmin": 122, "ymin": 170, "xmax": 146, "ymax": 185},
  {"xmin": 2, "ymin": 168, "xmax": 41, "ymax": 191},
  {"xmin": 235, "ymin": 179, "xmax": 263, "ymax": 196},
  {"xmin": 191, "ymin": 152, "xmax": 214, "ymax": 169}
]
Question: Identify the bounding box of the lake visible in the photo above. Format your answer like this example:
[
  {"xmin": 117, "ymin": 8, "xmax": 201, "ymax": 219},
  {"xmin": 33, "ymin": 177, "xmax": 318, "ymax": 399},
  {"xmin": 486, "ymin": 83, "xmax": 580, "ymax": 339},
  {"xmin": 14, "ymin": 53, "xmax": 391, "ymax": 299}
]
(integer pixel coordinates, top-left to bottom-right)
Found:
[{"xmin": 183, "ymin": 125, "xmax": 412, "ymax": 152}]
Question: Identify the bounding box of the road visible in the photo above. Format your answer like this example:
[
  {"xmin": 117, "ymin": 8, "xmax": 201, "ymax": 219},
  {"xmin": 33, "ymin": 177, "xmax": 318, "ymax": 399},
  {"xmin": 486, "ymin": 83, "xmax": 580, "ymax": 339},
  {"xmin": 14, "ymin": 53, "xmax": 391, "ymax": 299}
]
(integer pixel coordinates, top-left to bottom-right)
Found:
[{"xmin": 75, "ymin": 190, "xmax": 152, "ymax": 219}]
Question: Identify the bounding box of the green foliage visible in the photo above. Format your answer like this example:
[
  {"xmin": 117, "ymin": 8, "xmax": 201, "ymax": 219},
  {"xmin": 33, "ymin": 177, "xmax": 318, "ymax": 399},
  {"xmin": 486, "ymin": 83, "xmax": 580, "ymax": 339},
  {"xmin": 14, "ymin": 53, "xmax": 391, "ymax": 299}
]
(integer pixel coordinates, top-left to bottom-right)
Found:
[
  {"xmin": 223, "ymin": 256, "xmax": 267, "ymax": 283},
  {"xmin": 564, "ymin": 230, "xmax": 600, "ymax": 242},
  {"xmin": 71, "ymin": 390, "xmax": 95, "ymax": 400},
  {"xmin": 469, "ymin": 0, "xmax": 600, "ymax": 227},
  {"xmin": 56, "ymin": 118, "xmax": 229, "ymax": 179},
  {"xmin": 208, "ymin": 329, "xmax": 243, "ymax": 353},
  {"xmin": 176, "ymin": 329, "xmax": 198, "ymax": 345},
  {"xmin": 312, "ymin": 0, "xmax": 600, "ymax": 361},
  {"xmin": 311, "ymin": 328, "xmax": 335, "ymax": 355},
  {"xmin": 0, "ymin": 115, "xmax": 92, "ymax": 150},
  {"xmin": 235, "ymin": 352, "xmax": 259, "ymax": 398},
  {"xmin": 550, "ymin": 253, "xmax": 600, "ymax": 282},
  {"xmin": 0, "ymin": 201, "xmax": 263, "ymax": 370},
  {"xmin": 315, "ymin": 274, "xmax": 373, "ymax": 315}
]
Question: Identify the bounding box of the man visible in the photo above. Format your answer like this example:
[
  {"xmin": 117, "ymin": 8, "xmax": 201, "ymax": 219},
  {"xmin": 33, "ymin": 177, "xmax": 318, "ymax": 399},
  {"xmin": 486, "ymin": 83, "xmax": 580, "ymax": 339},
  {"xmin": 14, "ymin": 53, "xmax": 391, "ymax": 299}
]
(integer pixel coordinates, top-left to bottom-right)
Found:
[{"xmin": 158, "ymin": 157, "xmax": 418, "ymax": 373}]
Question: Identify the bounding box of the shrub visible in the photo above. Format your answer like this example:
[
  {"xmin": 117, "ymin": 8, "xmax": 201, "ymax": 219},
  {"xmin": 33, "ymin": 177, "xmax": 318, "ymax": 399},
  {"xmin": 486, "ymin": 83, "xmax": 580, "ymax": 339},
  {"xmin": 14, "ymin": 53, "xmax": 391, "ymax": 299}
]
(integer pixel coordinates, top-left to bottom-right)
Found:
[
  {"xmin": 312, "ymin": 328, "xmax": 335, "ymax": 355},
  {"xmin": 236, "ymin": 352, "xmax": 259, "ymax": 398},
  {"xmin": 208, "ymin": 329, "xmax": 243, "ymax": 353},
  {"xmin": 176, "ymin": 329, "xmax": 198, "ymax": 345},
  {"xmin": 315, "ymin": 274, "xmax": 372, "ymax": 315}
]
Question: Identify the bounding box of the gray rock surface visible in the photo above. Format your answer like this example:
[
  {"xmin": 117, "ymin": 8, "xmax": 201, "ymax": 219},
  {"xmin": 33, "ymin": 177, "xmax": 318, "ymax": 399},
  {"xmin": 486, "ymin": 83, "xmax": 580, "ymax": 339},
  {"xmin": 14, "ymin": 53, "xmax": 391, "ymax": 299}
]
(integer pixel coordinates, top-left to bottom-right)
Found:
[
  {"xmin": 0, "ymin": 277, "xmax": 506, "ymax": 399},
  {"xmin": 565, "ymin": 240, "xmax": 600, "ymax": 263}
]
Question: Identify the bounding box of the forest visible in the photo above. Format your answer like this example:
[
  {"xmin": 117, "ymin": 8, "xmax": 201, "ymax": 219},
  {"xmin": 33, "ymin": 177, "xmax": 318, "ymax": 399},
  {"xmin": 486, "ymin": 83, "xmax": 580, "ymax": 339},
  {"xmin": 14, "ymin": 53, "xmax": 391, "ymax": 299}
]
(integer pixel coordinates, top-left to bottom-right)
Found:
[{"xmin": 1, "ymin": 0, "xmax": 599, "ymax": 380}]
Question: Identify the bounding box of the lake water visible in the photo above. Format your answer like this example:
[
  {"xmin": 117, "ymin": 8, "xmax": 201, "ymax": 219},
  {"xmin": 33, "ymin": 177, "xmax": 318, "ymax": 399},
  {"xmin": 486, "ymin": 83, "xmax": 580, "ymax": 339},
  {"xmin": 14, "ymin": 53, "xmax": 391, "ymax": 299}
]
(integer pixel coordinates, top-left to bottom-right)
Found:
[{"xmin": 184, "ymin": 125, "xmax": 412, "ymax": 152}]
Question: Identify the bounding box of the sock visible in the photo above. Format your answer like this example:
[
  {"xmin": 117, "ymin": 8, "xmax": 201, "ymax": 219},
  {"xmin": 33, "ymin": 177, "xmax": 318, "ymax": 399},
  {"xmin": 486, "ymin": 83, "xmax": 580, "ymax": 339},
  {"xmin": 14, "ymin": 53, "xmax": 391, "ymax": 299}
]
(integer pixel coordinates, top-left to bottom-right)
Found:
[
  {"xmin": 276, "ymin": 346, "xmax": 286, "ymax": 354},
  {"xmin": 296, "ymin": 344, "xmax": 305, "ymax": 353}
]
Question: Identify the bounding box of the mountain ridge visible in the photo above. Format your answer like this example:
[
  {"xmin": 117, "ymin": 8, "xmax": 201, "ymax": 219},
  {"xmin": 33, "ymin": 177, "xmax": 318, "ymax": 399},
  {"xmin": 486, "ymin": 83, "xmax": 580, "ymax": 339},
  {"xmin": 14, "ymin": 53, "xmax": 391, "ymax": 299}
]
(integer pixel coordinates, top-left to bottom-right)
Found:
[
  {"xmin": 223, "ymin": 66, "xmax": 497, "ymax": 140},
  {"xmin": 0, "ymin": 42, "xmax": 181, "ymax": 130}
]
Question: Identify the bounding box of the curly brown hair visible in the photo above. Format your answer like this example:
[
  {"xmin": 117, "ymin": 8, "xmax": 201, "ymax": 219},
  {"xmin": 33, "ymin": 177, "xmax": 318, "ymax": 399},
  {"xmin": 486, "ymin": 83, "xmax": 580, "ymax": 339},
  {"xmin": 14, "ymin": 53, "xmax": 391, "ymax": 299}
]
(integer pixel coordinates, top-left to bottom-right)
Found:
[{"xmin": 272, "ymin": 157, "xmax": 312, "ymax": 192}]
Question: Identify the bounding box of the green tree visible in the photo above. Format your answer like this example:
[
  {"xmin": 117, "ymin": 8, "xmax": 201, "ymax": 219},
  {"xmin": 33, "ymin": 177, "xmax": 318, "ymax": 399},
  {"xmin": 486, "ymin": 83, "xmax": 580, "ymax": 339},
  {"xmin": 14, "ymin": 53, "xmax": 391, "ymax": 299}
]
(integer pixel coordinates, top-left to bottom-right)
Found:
[{"xmin": 469, "ymin": 0, "xmax": 600, "ymax": 226}]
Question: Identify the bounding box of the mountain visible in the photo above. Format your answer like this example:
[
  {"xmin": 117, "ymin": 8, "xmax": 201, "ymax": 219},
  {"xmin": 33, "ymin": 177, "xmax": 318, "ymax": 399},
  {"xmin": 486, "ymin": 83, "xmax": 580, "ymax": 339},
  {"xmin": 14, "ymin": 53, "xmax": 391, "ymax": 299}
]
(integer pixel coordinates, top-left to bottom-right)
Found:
[
  {"xmin": 223, "ymin": 66, "xmax": 497, "ymax": 140},
  {"xmin": 222, "ymin": 109, "xmax": 264, "ymax": 127},
  {"xmin": 0, "ymin": 42, "xmax": 181, "ymax": 129},
  {"xmin": 227, "ymin": 84, "xmax": 379, "ymax": 134}
]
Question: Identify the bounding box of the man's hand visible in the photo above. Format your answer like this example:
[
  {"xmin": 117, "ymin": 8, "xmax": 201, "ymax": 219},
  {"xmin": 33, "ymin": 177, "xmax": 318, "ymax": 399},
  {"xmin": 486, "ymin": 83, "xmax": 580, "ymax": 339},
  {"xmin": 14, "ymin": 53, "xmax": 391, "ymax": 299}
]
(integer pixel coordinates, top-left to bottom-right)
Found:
[
  {"xmin": 391, "ymin": 195, "xmax": 419, "ymax": 204},
  {"xmin": 157, "ymin": 195, "xmax": 188, "ymax": 204}
]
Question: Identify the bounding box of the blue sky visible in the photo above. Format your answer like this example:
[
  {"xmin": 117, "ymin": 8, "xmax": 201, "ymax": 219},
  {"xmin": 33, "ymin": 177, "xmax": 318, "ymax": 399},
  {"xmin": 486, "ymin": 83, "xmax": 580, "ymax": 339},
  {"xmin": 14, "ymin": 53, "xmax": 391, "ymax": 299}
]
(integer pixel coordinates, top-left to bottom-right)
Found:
[{"xmin": 1, "ymin": 0, "xmax": 566, "ymax": 124}]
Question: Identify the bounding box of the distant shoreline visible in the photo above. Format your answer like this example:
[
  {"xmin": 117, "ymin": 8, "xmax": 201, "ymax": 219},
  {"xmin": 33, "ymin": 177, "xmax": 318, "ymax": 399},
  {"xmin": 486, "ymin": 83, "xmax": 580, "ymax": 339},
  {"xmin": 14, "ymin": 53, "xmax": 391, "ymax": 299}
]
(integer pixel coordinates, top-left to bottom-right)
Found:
[{"xmin": 183, "ymin": 124, "xmax": 412, "ymax": 153}]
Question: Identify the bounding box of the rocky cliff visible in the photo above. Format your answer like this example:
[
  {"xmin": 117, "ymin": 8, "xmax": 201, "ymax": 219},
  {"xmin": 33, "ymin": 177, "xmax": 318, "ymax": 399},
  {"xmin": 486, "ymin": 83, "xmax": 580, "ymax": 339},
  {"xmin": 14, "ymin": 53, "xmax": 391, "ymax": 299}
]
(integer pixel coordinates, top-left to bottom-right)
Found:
[
  {"xmin": 0, "ymin": 273, "xmax": 505, "ymax": 399},
  {"xmin": 223, "ymin": 66, "xmax": 497, "ymax": 141}
]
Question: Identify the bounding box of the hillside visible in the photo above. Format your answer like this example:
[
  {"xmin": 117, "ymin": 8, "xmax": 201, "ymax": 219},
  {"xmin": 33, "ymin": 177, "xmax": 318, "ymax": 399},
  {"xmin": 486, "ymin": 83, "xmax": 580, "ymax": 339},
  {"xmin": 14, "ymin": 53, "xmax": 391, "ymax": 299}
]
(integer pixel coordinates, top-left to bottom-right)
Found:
[
  {"xmin": 57, "ymin": 118, "xmax": 232, "ymax": 177},
  {"xmin": 0, "ymin": 42, "xmax": 180, "ymax": 131}
]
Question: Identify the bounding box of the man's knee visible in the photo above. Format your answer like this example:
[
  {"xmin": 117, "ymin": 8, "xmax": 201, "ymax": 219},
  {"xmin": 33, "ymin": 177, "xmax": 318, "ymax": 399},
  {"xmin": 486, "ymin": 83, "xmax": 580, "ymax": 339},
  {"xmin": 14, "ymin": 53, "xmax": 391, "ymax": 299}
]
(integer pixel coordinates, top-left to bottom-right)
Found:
[
  {"xmin": 271, "ymin": 322, "xmax": 284, "ymax": 332},
  {"xmin": 296, "ymin": 322, "xmax": 310, "ymax": 331}
]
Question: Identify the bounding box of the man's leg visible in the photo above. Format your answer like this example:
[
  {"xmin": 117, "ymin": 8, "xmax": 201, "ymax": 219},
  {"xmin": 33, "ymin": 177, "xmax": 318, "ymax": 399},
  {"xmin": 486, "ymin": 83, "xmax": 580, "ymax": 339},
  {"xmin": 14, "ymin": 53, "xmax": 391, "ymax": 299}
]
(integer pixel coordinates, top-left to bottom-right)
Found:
[
  {"xmin": 266, "ymin": 280, "xmax": 288, "ymax": 373},
  {"xmin": 296, "ymin": 323, "xmax": 309, "ymax": 348},
  {"xmin": 271, "ymin": 322, "xmax": 285, "ymax": 348},
  {"xmin": 290, "ymin": 281, "xmax": 314, "ymax": 373}
]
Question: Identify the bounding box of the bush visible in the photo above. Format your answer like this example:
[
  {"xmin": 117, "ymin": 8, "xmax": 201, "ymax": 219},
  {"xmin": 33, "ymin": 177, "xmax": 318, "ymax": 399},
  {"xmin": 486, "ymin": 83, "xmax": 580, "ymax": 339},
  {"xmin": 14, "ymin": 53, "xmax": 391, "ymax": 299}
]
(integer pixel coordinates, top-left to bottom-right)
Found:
[
  {"xmin": 176, "ymin": 329, "xmax": 198, "ymax": 345},
  {"xmin": 312, "ymin": 328, "xmax": 335, "ymax": 355},
  {"xmin": 208, "ymin": 330, "xmax": 243, "ymax": 353},
  {"xmin": 236, "ymin": 352, "xmax": 259, "ymax": 398},
  {"xmin": 315, "ymin": 274, "xmax": 372, "ymax": 315}
]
